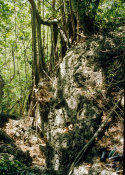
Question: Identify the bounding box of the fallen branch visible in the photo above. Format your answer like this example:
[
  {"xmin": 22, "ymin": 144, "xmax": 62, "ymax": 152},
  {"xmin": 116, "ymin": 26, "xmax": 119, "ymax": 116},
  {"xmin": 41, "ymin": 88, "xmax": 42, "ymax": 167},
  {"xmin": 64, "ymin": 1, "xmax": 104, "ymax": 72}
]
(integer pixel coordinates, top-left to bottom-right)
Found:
[{"xmin": 67, "ymin": 99, "xmax": 121, "ymax": 175}]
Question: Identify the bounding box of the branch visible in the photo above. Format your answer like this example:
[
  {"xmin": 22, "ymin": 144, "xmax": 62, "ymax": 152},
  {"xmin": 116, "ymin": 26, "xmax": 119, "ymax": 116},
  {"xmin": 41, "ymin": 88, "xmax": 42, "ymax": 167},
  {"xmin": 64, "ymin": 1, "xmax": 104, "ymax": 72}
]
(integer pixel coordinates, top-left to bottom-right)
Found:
[
  {"xmin": 6, "ymin": 97, "xmax": 22, "ymax": 113},
  {"xmin": 58, "ymin": 25, "xmax": 71, "ymax": 48},
  {"xmin": 28, "ymin": 0, "xmax": 70, "ymax": 48},
  {"xmin": 28, "ymin": 0, "xmax": 58, "ymax": 26},
  {"xmin": 67, "ymin": 99, "xmax": 121, "ymax": 175}
]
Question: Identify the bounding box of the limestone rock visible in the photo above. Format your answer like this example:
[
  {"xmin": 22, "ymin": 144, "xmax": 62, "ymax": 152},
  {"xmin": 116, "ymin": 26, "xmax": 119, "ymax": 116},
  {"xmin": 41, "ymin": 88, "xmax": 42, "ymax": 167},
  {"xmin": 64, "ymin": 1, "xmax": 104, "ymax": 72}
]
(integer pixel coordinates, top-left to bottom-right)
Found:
[
  {"xmin": 121, "ymin": 97, "xmax": 124, "ymax": 108},
  {"xmin": 44, "ymin": 43, "xmax": 103, "ymax": 174},
  {"xmin": 89, "ymin": 163, "xmax": 102, "ymax": 175},
  {"xmin": 73, "ymin": 164, "xmax": 89, "ymax": 175},
  {"xmin": 101, "ymin": 170, "xmax": 113, "ymax": 175}
]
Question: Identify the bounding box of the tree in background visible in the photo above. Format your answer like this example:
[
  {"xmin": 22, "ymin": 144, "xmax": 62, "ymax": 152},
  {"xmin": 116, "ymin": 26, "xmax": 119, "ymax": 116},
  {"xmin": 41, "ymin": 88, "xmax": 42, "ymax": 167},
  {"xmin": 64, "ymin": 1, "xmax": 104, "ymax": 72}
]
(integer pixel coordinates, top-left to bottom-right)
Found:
[{"xmin": 0, "ymin": 0, "xmax": 32, "ymax": 115}]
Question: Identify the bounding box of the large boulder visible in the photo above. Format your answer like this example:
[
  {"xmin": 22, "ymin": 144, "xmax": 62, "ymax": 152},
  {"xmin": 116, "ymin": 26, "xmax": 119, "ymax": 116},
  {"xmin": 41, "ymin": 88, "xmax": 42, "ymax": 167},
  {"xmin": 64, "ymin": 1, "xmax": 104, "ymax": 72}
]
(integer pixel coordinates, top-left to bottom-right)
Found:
[{"xmin": 42, "ymin": 44, "xmax": 103, "ymax": 174}]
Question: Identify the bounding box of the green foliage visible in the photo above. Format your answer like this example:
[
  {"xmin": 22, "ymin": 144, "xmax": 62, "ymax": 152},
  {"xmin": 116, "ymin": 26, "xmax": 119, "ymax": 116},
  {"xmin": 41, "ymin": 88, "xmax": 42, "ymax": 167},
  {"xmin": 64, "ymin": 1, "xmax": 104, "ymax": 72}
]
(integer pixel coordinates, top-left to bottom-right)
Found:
[
  {"xmin": 0, "ymin": 0, "xmax": 32, "ymax": 115},
  {"xmin": 0, "ymin": 154, "xmax": 53, "ymax": 175},
  {"xmin": 0, "ymin": 155, "xmax": 26, "ymax": 175},
  {"xmin": 96, "ymin": 0, "xmax": 125, "ymax": 30},
  {"xmin": 71, "ymin": 0, "xmax": 100, "ymax": 33},
  {"xmin": 71, "ymin": 0, "xmax": 125, "ymax": 33},
  {"xmin": 0, "ymin": 0, "xmax": 13, "ymax": 20}
]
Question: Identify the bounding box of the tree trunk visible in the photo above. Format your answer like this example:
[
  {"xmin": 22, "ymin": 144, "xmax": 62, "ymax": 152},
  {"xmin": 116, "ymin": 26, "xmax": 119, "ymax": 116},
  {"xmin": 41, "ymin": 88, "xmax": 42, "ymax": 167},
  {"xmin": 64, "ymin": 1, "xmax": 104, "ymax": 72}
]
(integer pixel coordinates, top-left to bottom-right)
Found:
[
  {"xmin": 31, "ymin": 6, "xmax": 38, "ymax": 86},
  {"xmin": 37, "ymin": 0, "xmax": 46, "ymax": 77},
  {"xmin": 0, "ymin": 75, "xmax": 4, "ymax": 107},
  {"xmin": 50, "ymin": 0, "xmax": 58, "ymax": 72}
]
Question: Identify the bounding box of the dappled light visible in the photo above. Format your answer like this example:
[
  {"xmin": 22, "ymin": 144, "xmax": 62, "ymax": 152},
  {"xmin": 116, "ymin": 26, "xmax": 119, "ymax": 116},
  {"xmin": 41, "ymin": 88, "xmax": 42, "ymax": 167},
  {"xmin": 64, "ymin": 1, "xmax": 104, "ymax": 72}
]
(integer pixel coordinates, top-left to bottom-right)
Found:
[{"xmin": 0, "ymin": 0, "xmax": 124, "ymax": 174}]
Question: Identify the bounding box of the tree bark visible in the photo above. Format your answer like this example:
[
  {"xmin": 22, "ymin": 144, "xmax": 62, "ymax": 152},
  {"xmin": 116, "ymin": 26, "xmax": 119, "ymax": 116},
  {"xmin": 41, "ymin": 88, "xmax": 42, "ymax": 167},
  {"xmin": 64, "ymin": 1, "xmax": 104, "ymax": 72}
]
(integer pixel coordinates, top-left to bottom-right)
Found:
[
  {"xmin": 11, "ymin": 45, "xmax": 16, "ymax": 81},
  {"xmin": 28, "ymin": 0, "xmax": 58, "ymax": 26},
  {"xmin": 0, "ymin": 75, "xmax": 4, "ymax": 106},
  {"xmin": 31, "ymin": 5, "xmax": 38, "ymax": 85},
  {"xmin": 37, "ymin": 0, "xmax": 46, "ymax": 77}
]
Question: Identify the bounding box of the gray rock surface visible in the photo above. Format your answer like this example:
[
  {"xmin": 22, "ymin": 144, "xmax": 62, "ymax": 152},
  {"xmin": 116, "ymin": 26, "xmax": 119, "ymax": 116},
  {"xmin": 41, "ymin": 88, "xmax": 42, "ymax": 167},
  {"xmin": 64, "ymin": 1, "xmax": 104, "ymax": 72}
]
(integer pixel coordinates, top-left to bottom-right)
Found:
[
  {"xmin": 101, "ymin": 170, "xmax": 114, "ymax": 175},
  {"xmin": 72, "ymin": 164, "xmax": 89, "ymax": 175},
  {"xmin": 40, "ymin": 43, "xmax": 104, "ymax": 174}
]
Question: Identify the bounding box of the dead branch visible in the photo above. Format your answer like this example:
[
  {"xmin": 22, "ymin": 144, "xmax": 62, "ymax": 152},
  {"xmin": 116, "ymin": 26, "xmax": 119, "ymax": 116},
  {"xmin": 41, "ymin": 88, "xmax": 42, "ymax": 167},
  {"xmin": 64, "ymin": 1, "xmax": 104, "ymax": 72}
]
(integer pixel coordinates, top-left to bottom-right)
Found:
[
  {"xmin": 7, "ymin": 97, "xmax": 22, "ymax": 113},
  {"xmin": 28, "ymin": 101, "xmax": 36, "ymax": 118},
  {"xmin": 68, "ymin": 99, "xmax": 121, "ymax": 175},
  {"xmin": 43, "ymin": 70, "xmax": 53, "ymax": 82}
]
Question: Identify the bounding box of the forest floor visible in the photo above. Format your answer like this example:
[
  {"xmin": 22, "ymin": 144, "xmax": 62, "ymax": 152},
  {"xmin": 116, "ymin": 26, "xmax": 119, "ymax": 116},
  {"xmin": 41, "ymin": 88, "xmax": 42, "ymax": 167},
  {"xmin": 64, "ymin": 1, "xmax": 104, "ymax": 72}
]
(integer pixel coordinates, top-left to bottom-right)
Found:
[
  {"xmin": 2, "ymin": 116, "xmax": 46, "ymax": 168},
  {"xmin": 95, "ymin": 115, "xmax": 124, "ymax": 174},
  {"xmin": 2, "ymin": 111, "xmax": 124, "ymax": 174}
]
